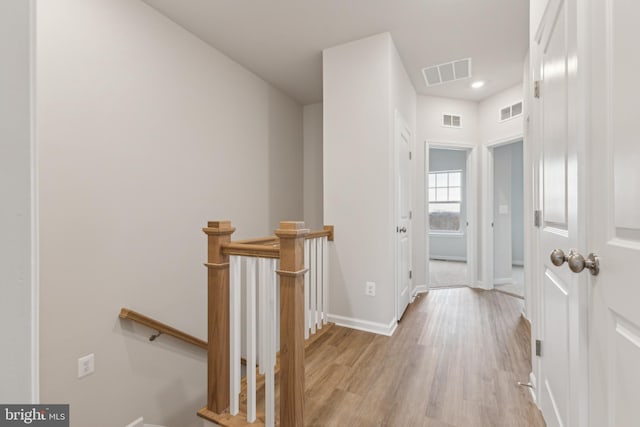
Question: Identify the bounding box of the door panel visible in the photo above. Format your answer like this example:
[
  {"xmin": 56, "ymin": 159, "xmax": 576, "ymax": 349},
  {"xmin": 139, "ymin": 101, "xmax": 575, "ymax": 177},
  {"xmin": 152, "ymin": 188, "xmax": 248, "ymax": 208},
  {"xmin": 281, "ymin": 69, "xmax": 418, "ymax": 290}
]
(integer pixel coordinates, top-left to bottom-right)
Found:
[
  {"xmin": 396, "ymin": 114, "xmax": 411, "ymax": 319},
  {"xmin": 590, "ymin": 1, "xmax": 640, "ymax": 426},
  {"xmin": 536, "ymin": 0, "xmax": 587, "ymax": 425},
  {"xmin": 542, "ymin": 3, "xmax": 568, "ymax": 226}
]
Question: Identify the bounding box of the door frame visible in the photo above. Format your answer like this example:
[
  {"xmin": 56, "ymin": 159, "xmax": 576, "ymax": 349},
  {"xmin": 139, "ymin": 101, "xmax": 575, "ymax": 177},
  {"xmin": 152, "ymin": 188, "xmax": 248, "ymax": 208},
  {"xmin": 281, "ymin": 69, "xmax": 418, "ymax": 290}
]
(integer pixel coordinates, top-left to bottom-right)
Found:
[
  {"xmin": 425, "ymin": 141, "xmax": 477, "ymax": 289},
  {"xmin": 483, "ymin": 134, "xmax": 526, "ymax": 294},
  {"xmin": 394, "ymin": 111, "xmax": 412, "ymax": 321}
]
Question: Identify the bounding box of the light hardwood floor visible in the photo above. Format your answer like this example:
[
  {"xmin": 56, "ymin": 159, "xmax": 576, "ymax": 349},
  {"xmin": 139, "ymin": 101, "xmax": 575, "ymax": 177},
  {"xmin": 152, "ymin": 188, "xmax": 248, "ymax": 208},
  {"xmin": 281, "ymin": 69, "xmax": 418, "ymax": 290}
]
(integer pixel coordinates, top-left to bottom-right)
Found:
[{"xmin": 303, "ymin": 287, "xmax": 545, "ymax": 426}]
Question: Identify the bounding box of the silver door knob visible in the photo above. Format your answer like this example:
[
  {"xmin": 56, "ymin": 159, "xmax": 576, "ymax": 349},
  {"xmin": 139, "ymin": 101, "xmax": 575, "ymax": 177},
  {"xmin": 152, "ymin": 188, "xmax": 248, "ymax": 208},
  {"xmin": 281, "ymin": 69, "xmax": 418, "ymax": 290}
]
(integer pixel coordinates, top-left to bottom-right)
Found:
[
  {"xmin": 567, "ymin": 252, "xmax": 600, "ymax": 276},
  {"xmin": 550, "ymin": 248, "xmax": 569, "ymax": 266},
  {"xmin": 550, "ymin": 248, "xmax": 600, "ymax": 276}
]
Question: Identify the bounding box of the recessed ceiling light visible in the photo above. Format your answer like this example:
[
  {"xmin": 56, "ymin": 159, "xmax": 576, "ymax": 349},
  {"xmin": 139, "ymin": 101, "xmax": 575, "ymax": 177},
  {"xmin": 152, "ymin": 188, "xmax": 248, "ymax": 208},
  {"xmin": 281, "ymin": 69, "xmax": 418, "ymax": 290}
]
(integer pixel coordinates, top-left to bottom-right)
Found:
[{"xmin": 471, "ymin": 81, "xmax": 485, "ymax": 89}]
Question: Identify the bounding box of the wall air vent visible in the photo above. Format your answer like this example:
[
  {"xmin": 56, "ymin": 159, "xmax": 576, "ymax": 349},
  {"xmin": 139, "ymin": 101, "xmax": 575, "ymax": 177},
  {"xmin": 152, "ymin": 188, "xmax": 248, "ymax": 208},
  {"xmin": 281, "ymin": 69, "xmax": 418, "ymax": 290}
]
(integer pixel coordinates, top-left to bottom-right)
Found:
[
  {"xmin": 499, "ymin": 101, "xmax": 523, "ymax": 122},
  {"xmin": 422, "ymin": 58, "xmax": 472, "ymax": 87},
  {"xmin": 442, "ymin": 113, "xmax": 462, "ymax": 128}
]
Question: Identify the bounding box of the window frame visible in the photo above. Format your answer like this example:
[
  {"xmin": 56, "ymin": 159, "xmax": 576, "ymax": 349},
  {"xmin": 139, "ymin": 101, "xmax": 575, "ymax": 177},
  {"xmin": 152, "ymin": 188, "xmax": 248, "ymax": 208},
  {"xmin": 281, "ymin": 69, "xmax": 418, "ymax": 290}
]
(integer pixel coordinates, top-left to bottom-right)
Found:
[{"xmin": 428, "ymin": 169, "xmax": 464, "ymax": 234}]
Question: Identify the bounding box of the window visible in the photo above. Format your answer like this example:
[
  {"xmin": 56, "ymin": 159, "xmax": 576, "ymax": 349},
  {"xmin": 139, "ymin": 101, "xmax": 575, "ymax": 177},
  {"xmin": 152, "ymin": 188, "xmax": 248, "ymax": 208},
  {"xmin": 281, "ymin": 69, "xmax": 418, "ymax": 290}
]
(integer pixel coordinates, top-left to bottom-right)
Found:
[{"xmin": 428, "ymin": 170, "xmax": 462, "ymax": 232}]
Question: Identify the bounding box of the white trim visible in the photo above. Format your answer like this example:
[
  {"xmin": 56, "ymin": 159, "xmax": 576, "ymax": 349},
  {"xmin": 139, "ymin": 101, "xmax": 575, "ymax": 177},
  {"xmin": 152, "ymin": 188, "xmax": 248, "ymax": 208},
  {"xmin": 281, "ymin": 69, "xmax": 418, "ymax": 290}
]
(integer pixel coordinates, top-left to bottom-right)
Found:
[
  {"xmin": 429, "ymin": 255, "xmax": 467, "ymax": 262},
  {"xmin": 412, "ymin": 285, "xmax": 428, "ymax": 297},
  {"xmin": 327, "ymin": 314, "xmax": 398, "ymax": 337},
  {"xmin": 513, "ymin": 260, "xmax": 525, "ymax": 266},
  {"xmin": 29, "ymin": 0, "xmax": 39, "ymax": 404},
  {"xmin": 483, "ymin": 134, "xmax": 525, "ymax": 293},
  {"xmin": 428, "ymin": 231, "xmax": 465, "ymax": 238},
  {"xmin": 425, "ymin": 141, "xmax": 478, "ymax": 292},
  {"xmin": 485, "ymin": 133, "xmax": 524, "ymax": 148},
  {"xmin": 494, "ymin": 277, "xmax": 515, "ymax": 285}
]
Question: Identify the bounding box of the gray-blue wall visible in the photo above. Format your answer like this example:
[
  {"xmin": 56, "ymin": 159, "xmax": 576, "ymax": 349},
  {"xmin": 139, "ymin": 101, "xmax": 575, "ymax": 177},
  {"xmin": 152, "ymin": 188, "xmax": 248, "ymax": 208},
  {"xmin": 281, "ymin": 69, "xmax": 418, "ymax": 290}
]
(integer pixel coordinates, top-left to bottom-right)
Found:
[{"xmin": 429, "ymin": 148, "xmax": 467, "ymax": 261}]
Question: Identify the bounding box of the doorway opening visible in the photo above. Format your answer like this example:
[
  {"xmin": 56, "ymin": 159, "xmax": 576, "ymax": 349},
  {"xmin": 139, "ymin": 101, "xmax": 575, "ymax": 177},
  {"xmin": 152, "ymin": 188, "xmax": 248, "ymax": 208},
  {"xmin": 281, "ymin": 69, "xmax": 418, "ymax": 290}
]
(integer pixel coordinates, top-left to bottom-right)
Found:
[
  {"xmin": 427, "ymin": 146, "xmax": 472, "ymax": 289},
  {"xmin": 491, "ymin": 140, "xmax": 524, "ymax": 298}
]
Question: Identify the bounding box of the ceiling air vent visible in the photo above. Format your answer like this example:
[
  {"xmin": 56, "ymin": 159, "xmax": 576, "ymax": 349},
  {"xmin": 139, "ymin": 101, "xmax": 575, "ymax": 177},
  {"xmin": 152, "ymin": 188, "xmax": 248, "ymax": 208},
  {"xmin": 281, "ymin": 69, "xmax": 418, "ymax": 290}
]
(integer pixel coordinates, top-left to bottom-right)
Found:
[
  {"xmin": 422, "ymin": 58, "xmax": 472, "ymax": 87},
  {"xmin": 499, "ymin": 101, "xmax": 523, "ymax": 122},
  {"xmin": 442, "ymin": 113, "xmax": 462, "ymax": 128}
]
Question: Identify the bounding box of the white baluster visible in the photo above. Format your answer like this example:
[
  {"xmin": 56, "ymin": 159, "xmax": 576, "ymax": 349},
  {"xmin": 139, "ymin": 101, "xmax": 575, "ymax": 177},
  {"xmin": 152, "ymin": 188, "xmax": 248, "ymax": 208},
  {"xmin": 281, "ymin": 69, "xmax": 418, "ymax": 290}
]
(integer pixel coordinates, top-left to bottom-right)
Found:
[
  {"xmin": 310, "ymin": 239, "xmax": 317, "ymax": 335},
  {"xmin": 229, "ymin": 256, "xmax": 241, "ymax": 415},
  {"xmin": 246, "ymin": 258, "xmax": 257, "ymax": 422},
  {"xmin": 265, "ymin": 258, "xmax": 276, "ymax": 427},
  {"xmin": 316, "ymin": 238, "xmax": 323, "ymax": 330},
  {"xmin": 322, "ymin": 236, "xmax": 329, "ymax": 325},
  {"xmin": 260, "ymin": 259, "xmax": 267, "ymax": 375},
  {"xmin": 304, "ymin": 239, "xmax": 310, "ymax": 339}
]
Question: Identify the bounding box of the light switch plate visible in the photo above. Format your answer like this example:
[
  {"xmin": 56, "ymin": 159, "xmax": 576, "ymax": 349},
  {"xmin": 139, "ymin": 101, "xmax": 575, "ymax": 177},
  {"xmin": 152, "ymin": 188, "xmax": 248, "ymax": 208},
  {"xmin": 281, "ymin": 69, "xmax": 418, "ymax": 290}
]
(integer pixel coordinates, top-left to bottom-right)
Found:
[{"xmin": 78, "ymin": 353, "xmax": 95, "ymax": 379}]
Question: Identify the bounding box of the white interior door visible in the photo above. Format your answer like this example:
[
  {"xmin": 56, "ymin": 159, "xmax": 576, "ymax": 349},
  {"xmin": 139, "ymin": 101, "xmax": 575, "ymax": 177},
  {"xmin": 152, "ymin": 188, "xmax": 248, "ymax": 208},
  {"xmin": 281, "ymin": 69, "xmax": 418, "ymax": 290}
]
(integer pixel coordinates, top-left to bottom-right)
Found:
[
  {"xmin": 535, "ymin": 0, "xmax": 588, "ymax": 425},
  {"xmin": 588, "ymin": 1, "xmax": 640, "ymax": 426},
  {"xmin": 396, "ymin": 113, "xmax": 411, "ymax": 320}
]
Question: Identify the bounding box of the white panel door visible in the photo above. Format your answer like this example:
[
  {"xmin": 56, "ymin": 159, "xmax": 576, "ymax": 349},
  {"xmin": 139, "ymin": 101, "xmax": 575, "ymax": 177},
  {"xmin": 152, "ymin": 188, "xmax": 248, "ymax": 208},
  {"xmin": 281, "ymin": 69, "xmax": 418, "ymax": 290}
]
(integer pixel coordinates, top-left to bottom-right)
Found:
[
  {"xmin": 395, "ymin": 112, "xmax": 411, "ymax": 320},
  {"xmin": 589, "ymin": 1, "xmax": 640, "ymax": 426},
  {"xmin": 535, "ymin": 0, "xmax": 588, "ymax": 425}
]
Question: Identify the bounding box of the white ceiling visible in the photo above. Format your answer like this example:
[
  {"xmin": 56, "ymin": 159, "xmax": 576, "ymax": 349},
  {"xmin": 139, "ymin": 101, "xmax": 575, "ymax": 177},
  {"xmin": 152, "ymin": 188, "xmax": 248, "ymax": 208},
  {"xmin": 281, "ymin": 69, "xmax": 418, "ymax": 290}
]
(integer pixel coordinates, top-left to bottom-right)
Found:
[{"xmin": 143, "ymin": 0, "xmax": 529, "ymax": 105}]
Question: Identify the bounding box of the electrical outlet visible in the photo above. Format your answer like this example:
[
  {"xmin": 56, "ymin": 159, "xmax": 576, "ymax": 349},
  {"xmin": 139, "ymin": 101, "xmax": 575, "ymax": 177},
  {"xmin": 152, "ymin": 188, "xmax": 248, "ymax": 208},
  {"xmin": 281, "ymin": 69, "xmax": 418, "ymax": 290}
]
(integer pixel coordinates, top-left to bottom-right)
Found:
[
  {"xmin": 365, "ymin": 281, "xmax": 376, "ymax": 297},
  {"xmin": 78, "ymin": 353, "xmax": 95, "ymax": 379}
]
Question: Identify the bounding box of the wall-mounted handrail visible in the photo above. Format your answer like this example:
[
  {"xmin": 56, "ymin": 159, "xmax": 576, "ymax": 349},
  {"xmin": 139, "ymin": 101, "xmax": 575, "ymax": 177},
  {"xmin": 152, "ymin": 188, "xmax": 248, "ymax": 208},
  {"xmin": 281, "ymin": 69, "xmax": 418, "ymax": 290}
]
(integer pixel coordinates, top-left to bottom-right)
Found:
[{"xmin": 119, "ymin": 308, "xmax": 207, "ymax": 350}]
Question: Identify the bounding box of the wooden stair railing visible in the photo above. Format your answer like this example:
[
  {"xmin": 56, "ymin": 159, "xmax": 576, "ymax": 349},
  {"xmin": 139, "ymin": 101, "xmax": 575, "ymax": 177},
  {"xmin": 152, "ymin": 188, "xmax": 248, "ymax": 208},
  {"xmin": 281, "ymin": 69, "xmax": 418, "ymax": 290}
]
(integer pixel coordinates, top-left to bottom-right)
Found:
[
  {"xmin": 199, "ymin": 221, "xmax": 334, "ymax": 427},
  {"xmin": 119, "ymin": 308, "xmax": 207, "ymax": 350}
]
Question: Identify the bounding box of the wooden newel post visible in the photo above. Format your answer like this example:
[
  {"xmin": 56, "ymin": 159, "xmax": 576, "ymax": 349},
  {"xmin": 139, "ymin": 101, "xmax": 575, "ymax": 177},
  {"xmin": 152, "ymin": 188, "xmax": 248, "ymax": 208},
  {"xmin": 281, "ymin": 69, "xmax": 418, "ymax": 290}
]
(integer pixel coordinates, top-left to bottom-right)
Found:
[
  {"xmin": 203, "ymin": 221, "xmax": 235, "ymax": 414},
  {"xmin": 275, "ymin": 221, "xmax": 309, "ymax": 427}
]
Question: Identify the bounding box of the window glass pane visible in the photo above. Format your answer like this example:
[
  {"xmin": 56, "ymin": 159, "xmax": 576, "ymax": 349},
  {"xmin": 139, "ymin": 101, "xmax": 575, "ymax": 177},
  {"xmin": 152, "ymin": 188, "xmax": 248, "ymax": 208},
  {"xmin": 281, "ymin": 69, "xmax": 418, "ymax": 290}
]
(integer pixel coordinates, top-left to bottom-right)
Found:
[
  {"xmin": 449, "ymin": 187, "xmax": 461, "ymax": 201},
  {"xmin": 429, "ymin": 203, "xmax": 461, "ymax": 231},
  {"xmin": 429, "ymin": 173, "xmax": 437, "ymax": 188},
  {"xmin": 436, "ymin": 173, "xmax": 448, "ymax": 187},
  {"xmin": 448, "ymin": 172, "xmax": 461, "ymax": 187},
  {"xmin": 428, "ymin": 188, "xmax": 436, "ymax": 201},
  {"xmin": 436, "ymin": 188, "xmax": 447, "ymax": 201}
]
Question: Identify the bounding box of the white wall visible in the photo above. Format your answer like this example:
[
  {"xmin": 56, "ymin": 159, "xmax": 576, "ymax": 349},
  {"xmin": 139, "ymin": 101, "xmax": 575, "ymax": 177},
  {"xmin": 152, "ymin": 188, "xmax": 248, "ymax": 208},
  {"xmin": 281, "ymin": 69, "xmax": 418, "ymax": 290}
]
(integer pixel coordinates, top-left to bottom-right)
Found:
[
  {"xmin": 428, "ymin": 148, "xmax": 468, "ymax": 261},
  {"xmin": 323, "ymin": 33, "xmax": 415, "ymax": 333},
  {"xmin": 0, "ymin": 0, "xmax": 35, "ymax": 403},
  {"xmin": 415, "ymin": 96, "xmax": 478, "ymax": 289},
  {"xmin": 479, "ymin": 84, "xmax": 524, "ymax": 144},
  {"xmin": 303, "ymin": 103, "xmax": 323, "ymax": 230},
  {"xmin": 478, "ymin": 83, "xmax": 524, "ymax": 285},
  {"xmin": 511, "ymin": 141, "xmax": 524, "ymax": 265},
  {"xmin": 493, "ymin": 144, "xmax": 514, "ymax": 281},
  {"xmin": 37, "ymin": 1, "xmax": 302, "ymax": 426}
]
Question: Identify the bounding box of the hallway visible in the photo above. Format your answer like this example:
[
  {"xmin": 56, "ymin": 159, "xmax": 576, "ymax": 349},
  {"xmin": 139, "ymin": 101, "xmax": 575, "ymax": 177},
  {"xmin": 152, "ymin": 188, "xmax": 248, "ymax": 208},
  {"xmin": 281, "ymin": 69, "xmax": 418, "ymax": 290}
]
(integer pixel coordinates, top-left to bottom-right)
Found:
[{"xmin": 303, "ymin": 288, "xmax": 544, "ymax": 426}]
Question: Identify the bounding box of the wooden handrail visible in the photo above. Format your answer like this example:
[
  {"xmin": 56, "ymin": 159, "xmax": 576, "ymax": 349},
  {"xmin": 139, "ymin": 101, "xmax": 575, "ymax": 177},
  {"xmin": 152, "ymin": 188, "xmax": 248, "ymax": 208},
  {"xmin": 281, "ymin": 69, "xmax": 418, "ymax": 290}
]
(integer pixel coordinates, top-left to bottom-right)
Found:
[
  {"xmin": 119, "ymin": 308, "xmax": 207, "ymax": 350},
  {"xmin": 219, "ymin": 225, "xmax": 333, "ymax": 259},
  {"xmin": 232, "ymin": 236, "xmax": 279, "ymax": 245},
  {"xmin": 221, "ymin": 242, "xmax": 280, "ymax": 259}
]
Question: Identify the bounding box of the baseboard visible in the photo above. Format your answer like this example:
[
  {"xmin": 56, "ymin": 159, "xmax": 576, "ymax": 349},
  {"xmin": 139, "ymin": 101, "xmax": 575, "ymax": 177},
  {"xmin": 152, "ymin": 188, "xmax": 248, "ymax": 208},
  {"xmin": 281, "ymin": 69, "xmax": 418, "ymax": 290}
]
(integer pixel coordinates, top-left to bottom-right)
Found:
[
  {"xmin": 327, "ymin": 314, "xmax": 397, "ymax": 336},
  {"xmin": 412, "ymin": 285, "xmax": 428, "ymax": 298},
  {"xmin": 429, "ymin": 256, "xmax": 467, "ymax": 262},
  {"xmin": 475, "ymin": 280, "xmax": 493, "ymax": 290}
]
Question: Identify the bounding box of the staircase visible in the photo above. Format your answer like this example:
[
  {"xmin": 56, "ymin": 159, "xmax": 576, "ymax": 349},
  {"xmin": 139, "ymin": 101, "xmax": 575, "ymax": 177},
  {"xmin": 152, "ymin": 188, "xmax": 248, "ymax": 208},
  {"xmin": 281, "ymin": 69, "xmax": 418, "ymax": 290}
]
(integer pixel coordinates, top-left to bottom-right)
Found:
[{"xmin": 198, "ymin": 221, "xmax": 334, "ymax": 427}]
